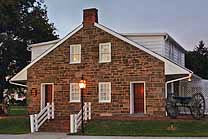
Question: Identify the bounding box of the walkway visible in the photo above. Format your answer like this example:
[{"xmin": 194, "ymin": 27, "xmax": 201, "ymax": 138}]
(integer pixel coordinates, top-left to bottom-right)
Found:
[{"xmin": 0, "ymin": 132, "xmax": 208, "ymax": 139}]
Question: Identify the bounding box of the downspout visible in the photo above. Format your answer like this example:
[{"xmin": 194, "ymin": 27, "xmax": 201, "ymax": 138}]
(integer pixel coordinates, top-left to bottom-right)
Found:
[
  {"xmin": 165, "ymin": 73, "xmax": 193, "ymax": 98},
  {"xmin": 164, "ymin": 73, "xmax": 192, "ymax": 116},
  {"xmin": 9, "ymin": 80, "xmax": 27, "ymax": 88}
]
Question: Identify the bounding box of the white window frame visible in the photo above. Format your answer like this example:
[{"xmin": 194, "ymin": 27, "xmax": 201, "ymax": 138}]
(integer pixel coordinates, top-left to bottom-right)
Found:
[
  {"xmin": 99, "ymin": 82, "xmax": 111, "ymax": 103},
  {"xmin": 70, "ymin": 83, "xmax": 81, "ymax": 102},
  {"xmin": 70, "ymin": 44, "xmax": 81, "ymax": 64},
  {"xmin": 99, "ymin": 42, "xmax": 111, "ymax": 63}
]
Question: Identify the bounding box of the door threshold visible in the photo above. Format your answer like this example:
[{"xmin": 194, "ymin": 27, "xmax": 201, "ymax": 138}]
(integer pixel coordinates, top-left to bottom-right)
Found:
[{"xmin": 131, "ymin": 113, "xmax": 145, "ymax": 117}]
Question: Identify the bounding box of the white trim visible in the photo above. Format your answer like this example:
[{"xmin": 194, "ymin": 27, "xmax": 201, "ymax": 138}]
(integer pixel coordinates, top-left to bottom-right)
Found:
[
  {"xmin": 27, "ymin": 39, "xmax": 61, "ymax": 51},
  {"xmin": 40, "ymin": 83, "xmax": 54, "ymax": 110},
  {"xmin": 122, "ymin": 33, "xmax": 168, "ymax": 36},
  {"xmin": 130, "ymin": 81, "xmax": 146, "ymax": 114},
  {"xmin": 94, "ymin": 23, "xmax": 192, "ymax": 75},
  {"xmin": 10, "ymin": 69, "xmax": 27, "ymax": 83},
  {"xmin": 70, "ymin": 44, "xmax": 81, "ymax": 64},
  {"xmin": 99, "ymin": 42, "xmax": 111, "ymax": 63},
  {"xmin": 164, "ymin": 74, "xmax": 192, "ymax": 116},
  {"xmin": 165, "ymin": 74, "xmax": 192, "ymax": 98},
  {"xmin": 98, "ymin": 82, "xmax": 111, "ymax": 103},
  {"xmin": 69, "ymin": 83, "xmax": 81, "ymax": 103},
  {"xmin": 10, "ymin": 24, "xmax": 83, "ymax": 85},
  {"xmin": 9, "ymin": 80, "xmax": 27, "ymax": 88}
]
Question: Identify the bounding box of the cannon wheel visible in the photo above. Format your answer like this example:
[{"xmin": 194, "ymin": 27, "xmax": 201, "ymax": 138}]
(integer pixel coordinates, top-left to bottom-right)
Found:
[
  {"xmin": 166, "ymin": 99, "xmax": 178, "ymax": 119},
  {"xmin": 190, "ymin": 93, "xmax": 205, "ymax": 120}
]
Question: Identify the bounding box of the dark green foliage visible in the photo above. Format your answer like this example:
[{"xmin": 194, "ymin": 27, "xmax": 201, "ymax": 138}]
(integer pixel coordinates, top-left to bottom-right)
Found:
[
  {"xmin": 0, "ymin": 0, "xmax": 58, "ymax": 102},
  {"xmin": 185, "ymin": 41, "xmax": 208, "ymax": 79}
]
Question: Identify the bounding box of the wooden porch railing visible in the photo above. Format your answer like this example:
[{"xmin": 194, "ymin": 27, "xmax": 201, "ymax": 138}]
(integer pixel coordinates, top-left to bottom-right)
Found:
[
  {"xmin": 30, "ymin": 102, "xmax": 54, "ymax": 133},
  {"xmin": 70, "ymin": 102, "xmax": 91, "ymax": 133}
]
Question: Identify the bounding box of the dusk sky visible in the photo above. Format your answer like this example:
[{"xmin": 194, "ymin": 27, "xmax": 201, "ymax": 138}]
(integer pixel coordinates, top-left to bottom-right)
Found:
[{"xmin": 44, "ymin": 0, "xmax": 208, "ymax": 50}]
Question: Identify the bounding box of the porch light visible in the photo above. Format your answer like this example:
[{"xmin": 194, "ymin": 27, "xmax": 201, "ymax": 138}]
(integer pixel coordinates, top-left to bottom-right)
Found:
[
  {"xmin": 79, "ymin": 75, "xmax": 86, "ymax": 134},
  {"xmin": 188, "ymin": 74, "xmax": 192, "ymax": 82},
  {"xmin": 79, "ymin": 76, "xmax": 86, "ymax": 89}
]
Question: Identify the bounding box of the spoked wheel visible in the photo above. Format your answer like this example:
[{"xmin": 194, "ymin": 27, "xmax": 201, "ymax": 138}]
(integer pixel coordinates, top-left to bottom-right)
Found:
[
  {"xmin": 166, "ymin": 99, "xmax": 178, "ymax": 119},
  {"xmin": 190, "ymin": 93, "xmax": 205, "ymax": 120}
]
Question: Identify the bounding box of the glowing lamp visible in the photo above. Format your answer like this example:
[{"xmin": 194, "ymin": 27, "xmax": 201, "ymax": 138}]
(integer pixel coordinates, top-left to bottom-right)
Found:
[
  {"xmin": 79, "ymin": 77, "xmax": 86, "ymax": 89},
  {"xmin": 79, "ymin": 75, "xmax": 86, "ymax": 134},
  {"xmin": 188, "ymin": 74, "xmax": 192, "ymax": 82}
]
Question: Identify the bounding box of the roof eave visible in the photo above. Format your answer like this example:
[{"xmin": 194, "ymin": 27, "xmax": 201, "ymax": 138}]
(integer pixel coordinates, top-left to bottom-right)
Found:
[
  {"xmin": 94, "ymin": 22, "xmax": 192, "ymax": 75},
  {"xmin": 10, "ymin": 24, "xmax": 83, "ymax": 85}
]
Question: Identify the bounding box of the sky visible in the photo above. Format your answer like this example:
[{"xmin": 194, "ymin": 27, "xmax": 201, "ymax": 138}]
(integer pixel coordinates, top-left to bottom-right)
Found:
[{"xmin": 44, "ymin": 0, "xmax": 208, "ymax": 50}]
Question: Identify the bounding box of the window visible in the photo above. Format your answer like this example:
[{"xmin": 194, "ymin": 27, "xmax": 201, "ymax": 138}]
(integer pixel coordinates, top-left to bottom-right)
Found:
[
  {"xmin": 169, "ymin": 43, "xmax": 173, "ymax": 60},
  {"xmin": 177, "ymin": 50, "xmax": 182, "ymax": 65},
  {"xmin": 70, "ymin": 44, "xmax": 81, "ymax": 64},
  {"xmin": 99, "ymin": 42, "xmax": 111, "ymax": 63},
  {"xmin": 70, "ymin": 83, "xmax": 80, "ymax": 102},
  {"xmin": 99, "ymin": 82, "xmax": 111, "ymax": 103}
]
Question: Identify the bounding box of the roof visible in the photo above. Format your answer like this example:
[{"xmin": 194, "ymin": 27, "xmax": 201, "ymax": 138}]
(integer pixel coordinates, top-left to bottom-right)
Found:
[
  {"xmin": 10, "ymin": 23, "xmax": 192, "ymax": 86},
  {"xmin": 122, "ymin": 32, "xmax": 186, "ymax": 52},
  {"xmin": 94, "ymin": 23, "xmax": 192, "ymax": 75},
  {"xmin": 122, "ymin": 33, "xmax": 168, "ymax": 36},
  {"xmin": 10, "ymin": 24, "xmax": 83, "ymax": 84},
  {"xmin": 27, "ymin": 39, "xmax": 61, "ymax": 51}
]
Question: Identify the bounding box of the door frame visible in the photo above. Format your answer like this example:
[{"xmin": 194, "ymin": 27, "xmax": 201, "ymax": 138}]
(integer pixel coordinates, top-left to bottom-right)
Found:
[
  {"xmin": 130, "ymin": 81, "xmax": 146, "ymax": 114},
  {"xmin": 40, "ymin": 83, "xmax": 54, "ymax": 110}
]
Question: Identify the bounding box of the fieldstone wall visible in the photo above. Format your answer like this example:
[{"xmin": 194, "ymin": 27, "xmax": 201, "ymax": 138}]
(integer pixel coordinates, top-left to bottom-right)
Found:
[{"xmin": 27, "ymin": 24, "xmax": 165, "ymax": 132}]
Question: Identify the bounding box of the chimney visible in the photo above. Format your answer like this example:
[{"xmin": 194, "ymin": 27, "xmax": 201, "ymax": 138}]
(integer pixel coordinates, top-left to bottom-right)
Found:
[{"xmin": 83, "ymin": 8, "xmax": 98, "ymax": 26}]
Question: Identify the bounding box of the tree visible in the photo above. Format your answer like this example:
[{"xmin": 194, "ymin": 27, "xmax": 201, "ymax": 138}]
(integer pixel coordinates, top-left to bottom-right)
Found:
[
  {"xmin": 185, "ymin": 40, "xmax": 208, "ymax": 79},
  {"xmin": 194, "ymin": 40, "xmax": 208, "ymax": 56},
  {"xmin": 0, "ymin": 0, "xmax": 58, "ymax": 103}
]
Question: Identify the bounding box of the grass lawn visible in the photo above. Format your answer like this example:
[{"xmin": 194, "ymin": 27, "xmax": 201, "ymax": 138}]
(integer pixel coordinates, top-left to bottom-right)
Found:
[
  {"xmin": 84, "ymin": 120, "xmax": 208, "ymax": 137},
  {"xmin": 0, "ymin": 106, "xmax": 29, "ymax": 134},
  {"xmin": 8, "ymin": 106, "xmax": 27, "ymax": 116},
  {"xmin": 0, "ymin": 118, "xmax": 30, "ymax": 134}
]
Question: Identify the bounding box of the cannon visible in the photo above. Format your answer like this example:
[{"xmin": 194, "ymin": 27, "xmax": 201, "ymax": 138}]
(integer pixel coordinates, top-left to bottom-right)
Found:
[{"xmin": 166, "ymin": 93, "xmax": 206, "ymax": 120}]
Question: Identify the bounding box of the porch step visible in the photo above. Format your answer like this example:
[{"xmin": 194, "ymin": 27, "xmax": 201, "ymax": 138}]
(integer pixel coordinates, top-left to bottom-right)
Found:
[
  {"xmin": 39, "ymin": 118, "xmax": 69, "ymax": 132},
  {"xmin": 130, "ymin": 113, "xmax": 145, "ymax": 117}
]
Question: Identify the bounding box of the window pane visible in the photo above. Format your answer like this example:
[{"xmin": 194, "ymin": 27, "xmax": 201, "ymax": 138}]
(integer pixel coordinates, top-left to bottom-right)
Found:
[
  {"xmin": 101, "ymin": 54, "xmax": 110, "ymax": 62},
  {"xmin": 70, "ymin": 83, "xmax": 80, "ymax": 101},
  {"xmin": 71, "ymin": 45, "xmax": 80, "ymax": 54},
  {"xmin": 71, "ymin": 46, "xmax": 75, "ymax": 53},
  {"xmin": 101, "ymin": 45, "xmax": 110, "ymax": 53},
  {"xmin": 99, "ymin": 43, "xmax": 111, "ymax": 63},
  {"xmin": 70, "ymin": 45, "xmax": 81, "ymax": 63},
  {"xmin": 99, "ymin": 82, "xmax": 111, "ymax": 102},
  {"xmin": 74, "ymin": 46, "xmax": 80, "ymax": 54},
  {"xmin": 72, "ymin": 54, "xmax": 80, "ymax": 63}
]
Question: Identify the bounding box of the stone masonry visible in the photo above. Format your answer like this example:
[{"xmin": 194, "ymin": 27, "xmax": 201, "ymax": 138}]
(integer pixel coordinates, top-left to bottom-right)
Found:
[{"xmin": 27, "ymin": 8, "xmax": 165, "ymax": 132}]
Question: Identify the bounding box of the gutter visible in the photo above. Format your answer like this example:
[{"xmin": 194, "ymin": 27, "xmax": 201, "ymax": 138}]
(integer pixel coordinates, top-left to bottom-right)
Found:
[
  {"xmin": 164, "ymin": 73, "xmax": 193, "ymax": 116},
  {"xmin": 9, "ymin": 80, "xmax": 27, "ymax": 88},
  {"xmin": 165, "ymin": 73, "xmax": 193, "ymax": 98},
  {"xmin": 164, "ymin": 34, "xmax": 169, "ymax": 41},
  {"xmin": 27, "ymin": 39, "xmax": 61, "ymax": 51}
]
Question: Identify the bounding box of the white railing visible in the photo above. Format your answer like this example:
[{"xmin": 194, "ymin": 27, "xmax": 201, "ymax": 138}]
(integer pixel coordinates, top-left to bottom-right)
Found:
[
  {"xmin": 70, "ymin": 102, "xmax": 91, "ymax": 133},
  {"xmin": 30, "ymin": 102, "xmax": 54, "ymax": 133}
]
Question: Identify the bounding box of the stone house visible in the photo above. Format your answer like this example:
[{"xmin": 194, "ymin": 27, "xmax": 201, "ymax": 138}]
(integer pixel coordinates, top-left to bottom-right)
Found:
[{"xmin": 10, "ymin": 8, "xmax": 200, "ymax": 132}]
